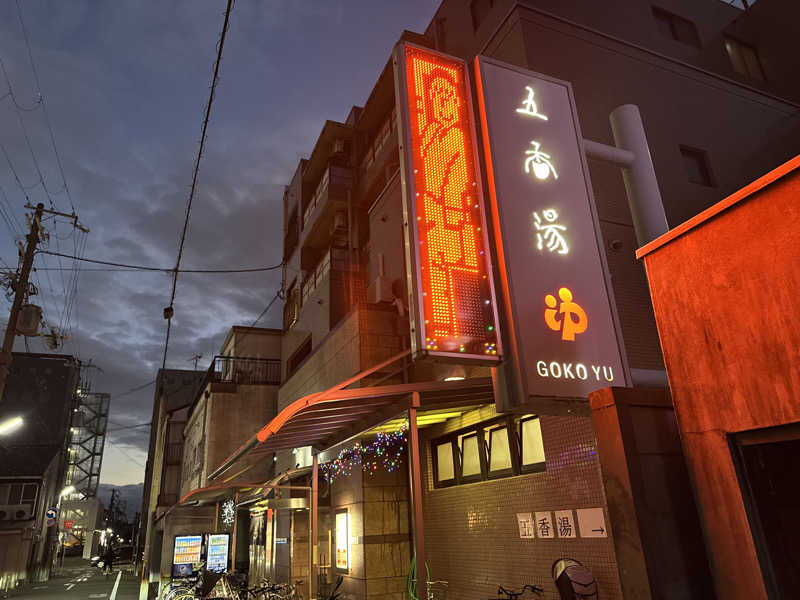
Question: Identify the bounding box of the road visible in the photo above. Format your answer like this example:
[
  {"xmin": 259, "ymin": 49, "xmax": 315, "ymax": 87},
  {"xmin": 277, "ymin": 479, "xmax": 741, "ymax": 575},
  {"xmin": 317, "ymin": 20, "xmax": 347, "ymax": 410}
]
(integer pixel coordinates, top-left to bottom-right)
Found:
[{"xmin": 7, "ymin": 559, "xmax": 140, "ymax": 600}]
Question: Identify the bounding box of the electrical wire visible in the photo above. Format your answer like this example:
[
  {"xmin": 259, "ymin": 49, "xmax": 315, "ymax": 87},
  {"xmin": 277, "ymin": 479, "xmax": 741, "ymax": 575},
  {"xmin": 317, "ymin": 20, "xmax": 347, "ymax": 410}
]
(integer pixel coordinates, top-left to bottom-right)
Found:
[
  {"xmin": 15, "ymin": 0, "xmax": 74, "ymax": 209},
  {"xmin": 112, "ymin": 379, "xmax": 157, "ymax": 399},
  {"xmin": 15, "ymin": 1, "xmax": 88, "ymax": 351},
  {"xmin": 107, "ymin": 422, "xmax": 152, "ymax": 433},
  {"xmin": 105, "ymin": 439, "xmax": 145, "ymax": 468},
  {"xmin": 162, "ymin": 0, "xmax": 235, "ymax": 369},
  {"xmin": 36, "ymin": 249, "xmax": 283, "ymax": 273}
]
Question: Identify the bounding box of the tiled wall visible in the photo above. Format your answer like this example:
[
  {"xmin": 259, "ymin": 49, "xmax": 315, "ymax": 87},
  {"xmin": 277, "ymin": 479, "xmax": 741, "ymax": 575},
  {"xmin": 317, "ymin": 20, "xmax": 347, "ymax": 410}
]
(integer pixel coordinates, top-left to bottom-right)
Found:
[{"xmin": 420, "ymin": 408, "xmax": 623, "ymax": 600}]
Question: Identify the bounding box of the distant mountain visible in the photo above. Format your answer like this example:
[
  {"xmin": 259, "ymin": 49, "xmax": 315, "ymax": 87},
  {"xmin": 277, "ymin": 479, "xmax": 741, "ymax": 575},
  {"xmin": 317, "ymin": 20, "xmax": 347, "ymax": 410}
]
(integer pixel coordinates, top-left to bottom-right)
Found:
[{"xmin": 97, "ymin": 483, "xmax": 144, "ymax": 521}]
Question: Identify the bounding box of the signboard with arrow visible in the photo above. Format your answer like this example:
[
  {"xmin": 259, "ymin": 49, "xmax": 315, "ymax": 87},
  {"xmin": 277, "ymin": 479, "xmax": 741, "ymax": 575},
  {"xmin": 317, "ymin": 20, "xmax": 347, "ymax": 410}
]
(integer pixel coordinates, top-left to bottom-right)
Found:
[{"xmin": 576, "ymin": 507, "xmax": 607, "ymax": 538}]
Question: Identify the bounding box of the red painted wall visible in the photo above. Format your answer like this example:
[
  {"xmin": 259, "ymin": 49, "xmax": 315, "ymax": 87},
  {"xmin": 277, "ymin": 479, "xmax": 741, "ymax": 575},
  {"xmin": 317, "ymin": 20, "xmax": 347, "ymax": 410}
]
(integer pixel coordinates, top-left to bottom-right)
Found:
[{"xmin": 639, "ymin": 156, "xmax": 800, "ymax": 600}]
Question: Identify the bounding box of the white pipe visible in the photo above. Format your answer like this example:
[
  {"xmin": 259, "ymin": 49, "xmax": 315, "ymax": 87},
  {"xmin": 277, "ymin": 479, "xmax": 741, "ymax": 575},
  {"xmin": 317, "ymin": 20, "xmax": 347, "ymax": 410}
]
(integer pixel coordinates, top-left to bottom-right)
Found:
[
  {"xmin": 582, "ymin": 139, "xmax": 635, "ymax": 168},
  {"xmin": 609, "ymin": 104, "xmax": 669, "ymax": 246}
]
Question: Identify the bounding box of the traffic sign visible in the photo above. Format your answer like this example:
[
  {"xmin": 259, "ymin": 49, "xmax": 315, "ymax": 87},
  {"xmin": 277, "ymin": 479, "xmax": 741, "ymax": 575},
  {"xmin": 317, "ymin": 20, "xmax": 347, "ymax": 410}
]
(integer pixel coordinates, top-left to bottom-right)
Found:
[{"xmin": 45, "ymin": 507, "xmax": 57, "ymax": 520}]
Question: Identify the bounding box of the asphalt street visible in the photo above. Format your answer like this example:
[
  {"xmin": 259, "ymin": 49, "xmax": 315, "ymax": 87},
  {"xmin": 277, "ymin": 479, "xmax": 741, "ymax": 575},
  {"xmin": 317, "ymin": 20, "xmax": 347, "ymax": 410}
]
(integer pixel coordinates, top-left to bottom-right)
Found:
[{"xmin": 7, "ymin": 559, "xmax": 140, "ymax": 600}]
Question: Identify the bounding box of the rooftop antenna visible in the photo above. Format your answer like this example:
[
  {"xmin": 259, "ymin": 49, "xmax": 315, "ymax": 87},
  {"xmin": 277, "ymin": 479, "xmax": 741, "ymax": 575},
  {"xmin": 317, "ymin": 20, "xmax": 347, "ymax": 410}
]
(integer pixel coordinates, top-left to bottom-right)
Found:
[{"xmin": 188, "ymin": 354, "xmax": 203, "ymax": 370}]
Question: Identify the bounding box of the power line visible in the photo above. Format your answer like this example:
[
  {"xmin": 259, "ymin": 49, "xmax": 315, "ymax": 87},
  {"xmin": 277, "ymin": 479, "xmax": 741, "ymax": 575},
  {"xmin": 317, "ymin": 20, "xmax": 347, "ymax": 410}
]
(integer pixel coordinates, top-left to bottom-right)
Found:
[
  {"xmin": 36, "ymin": 249, "xmax": 283, "ymax": 273},
  {"xmin": 162, "ymin": 0, "xmax": 235, "ymax": 369},
  {"xmin": 14, "ymin": 1, "xmax": 88, "ymax": 351},
  {"xmin": 112, "ymin": 379, "xmax": 157, "ymax": 399},
  {"xmin": 106, "ymin": 439, "xmax": 145, "ymax": 468},
  {"xmin": 107, "ymin": 422, "xmax": 151, "ymax": 433},
  {"xmin": 15, "ymin": 0, "xmax": 74, "ymax": 209}
]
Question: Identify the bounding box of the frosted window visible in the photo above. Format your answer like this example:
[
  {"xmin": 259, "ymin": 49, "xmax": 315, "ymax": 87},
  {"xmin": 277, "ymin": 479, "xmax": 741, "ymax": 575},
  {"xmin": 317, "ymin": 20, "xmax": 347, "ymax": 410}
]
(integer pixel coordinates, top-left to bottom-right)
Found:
[
  {"xmin": 460, "ymin": 434, "xmax": 481, "ymax": 478},
  {"xmin": 489, "ymin": 428, "xmax": 512, "ymax": 472},
  {"xmin": 521, "ymin": 418, "xmax": 545, "ymax": 466},
  {"xmin": 436, "ymin": 442, "xmax": 454, "ymax": 482}
]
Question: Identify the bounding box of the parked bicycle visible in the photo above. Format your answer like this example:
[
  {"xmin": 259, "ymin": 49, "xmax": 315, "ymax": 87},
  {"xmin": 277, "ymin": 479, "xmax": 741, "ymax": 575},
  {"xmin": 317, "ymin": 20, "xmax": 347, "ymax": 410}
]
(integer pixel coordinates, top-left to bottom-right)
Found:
[{"xmin": 490, "ymin": 584, "xmax": 544, "ymax": 600}]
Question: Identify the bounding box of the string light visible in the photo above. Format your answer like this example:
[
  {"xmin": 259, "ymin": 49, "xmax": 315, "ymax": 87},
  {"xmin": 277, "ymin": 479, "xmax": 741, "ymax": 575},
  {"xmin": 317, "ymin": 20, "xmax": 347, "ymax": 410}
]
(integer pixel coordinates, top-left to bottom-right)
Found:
[{"xmin": 319, "ymin": 425, "xmax": 408, "ymax": 484}]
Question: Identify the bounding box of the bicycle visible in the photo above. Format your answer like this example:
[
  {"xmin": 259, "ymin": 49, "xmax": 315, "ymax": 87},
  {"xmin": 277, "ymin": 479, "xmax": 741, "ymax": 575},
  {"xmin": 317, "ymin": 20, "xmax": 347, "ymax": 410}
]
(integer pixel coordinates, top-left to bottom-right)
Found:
[{"xmin": 490, "ymin": 584, "xmax": 544, "ymax": 600}]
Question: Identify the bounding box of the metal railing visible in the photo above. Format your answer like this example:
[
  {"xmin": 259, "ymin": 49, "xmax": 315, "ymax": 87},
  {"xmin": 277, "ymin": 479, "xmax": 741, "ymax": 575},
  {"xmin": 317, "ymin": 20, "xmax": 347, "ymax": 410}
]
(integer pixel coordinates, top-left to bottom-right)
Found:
[{"xmin": 208, "ymin": 355, "xmax": 281, "ymax": 386}]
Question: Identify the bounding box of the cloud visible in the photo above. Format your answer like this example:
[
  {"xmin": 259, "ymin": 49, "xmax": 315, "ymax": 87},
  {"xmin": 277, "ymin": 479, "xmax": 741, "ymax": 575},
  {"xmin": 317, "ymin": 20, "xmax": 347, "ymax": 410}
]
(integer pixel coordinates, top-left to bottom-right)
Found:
[{"xmin": 0, "ymin": 0, "xmax": 439, "ymax": 485}]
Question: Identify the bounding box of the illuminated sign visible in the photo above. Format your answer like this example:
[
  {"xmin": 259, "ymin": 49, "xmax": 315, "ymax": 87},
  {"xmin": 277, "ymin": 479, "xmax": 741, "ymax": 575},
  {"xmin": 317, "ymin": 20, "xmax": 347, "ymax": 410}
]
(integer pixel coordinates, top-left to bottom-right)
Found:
[
  {"xmin": 335, "ymin": 510, "xmax": 350, "ymax": 571},
  {"xmin": 394, "ymin": 43, "xmax": 501, "ymax": 362},
  {"xmin": 173, "ymin": 535, "xmax": 202, "ymax": 566},
  {"xmin": 206, "ymin": 533, "xmax": 230, "ymax": 573},
  {"xmin": 474, "ymin": 56, "xmax": 629, "ymax": 402}
]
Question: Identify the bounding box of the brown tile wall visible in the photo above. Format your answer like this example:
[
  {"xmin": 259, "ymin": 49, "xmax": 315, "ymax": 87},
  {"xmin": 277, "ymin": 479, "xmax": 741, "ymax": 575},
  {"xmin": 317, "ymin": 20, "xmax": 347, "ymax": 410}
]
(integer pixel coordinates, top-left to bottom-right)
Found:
[{"xmin": 420, "ymin": 407, "xmax": 623, "ymax": 600}]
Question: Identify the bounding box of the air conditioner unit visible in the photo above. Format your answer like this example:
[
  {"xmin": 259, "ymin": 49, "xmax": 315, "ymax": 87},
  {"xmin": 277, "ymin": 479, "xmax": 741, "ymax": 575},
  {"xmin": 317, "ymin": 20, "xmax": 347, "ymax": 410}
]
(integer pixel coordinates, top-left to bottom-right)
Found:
[
  {"xmin": 367, "ymin": 276, "xmax": 394, "ymax": 304},
  {"xmin": 0, "ymin": 504, "xmax": 33, "ymax": 520}
]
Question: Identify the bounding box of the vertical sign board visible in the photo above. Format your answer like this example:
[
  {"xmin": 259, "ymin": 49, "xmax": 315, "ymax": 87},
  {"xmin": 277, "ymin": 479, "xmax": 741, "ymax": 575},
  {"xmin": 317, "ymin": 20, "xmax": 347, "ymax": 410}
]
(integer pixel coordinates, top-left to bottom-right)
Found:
[
  {"xmin": 474, "ymin": 56, "xmax": 629, "ymax": 403},
  {"xmin": 335, "ymin": 510, "xmax": 349, "ymax": 571},
  {"xmin": 393, "ymin": 43, "xmax": 502, "ymax": 363}
]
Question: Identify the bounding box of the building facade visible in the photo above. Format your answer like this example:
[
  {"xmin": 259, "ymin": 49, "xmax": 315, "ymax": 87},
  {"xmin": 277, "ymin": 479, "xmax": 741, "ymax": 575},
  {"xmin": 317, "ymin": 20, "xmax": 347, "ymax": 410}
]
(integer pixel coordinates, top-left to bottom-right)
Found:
[
  {"xmin": 0, "ymin": 353, "xmax": 80, "ymax": 591},
  {"xmin": 143, "ymin": 1, "xmax": 799, "ymax": 599},
  {"xmin": 139, "ymin": 328, "xmax": 282, "ymax": 599},
  {"xmin": 638, "ymin": 155, "xmax": 800, "ymax": 599}
]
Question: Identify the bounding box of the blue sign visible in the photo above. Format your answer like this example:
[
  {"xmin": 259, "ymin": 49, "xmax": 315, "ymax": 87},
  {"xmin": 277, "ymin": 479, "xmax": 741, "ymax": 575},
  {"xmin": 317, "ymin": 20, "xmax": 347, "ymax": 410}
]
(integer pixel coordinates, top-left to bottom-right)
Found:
[{"xmin": 45, "ymin": 507, "xmax": 57, "ymax": 520}]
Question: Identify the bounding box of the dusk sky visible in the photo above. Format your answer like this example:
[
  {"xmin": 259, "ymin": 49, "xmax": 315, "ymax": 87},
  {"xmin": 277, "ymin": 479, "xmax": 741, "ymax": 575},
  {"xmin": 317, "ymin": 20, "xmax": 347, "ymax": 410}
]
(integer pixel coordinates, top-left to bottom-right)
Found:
[{"xmin": 0, "ymin": 0, "xmax": 439, "ymax": 486}]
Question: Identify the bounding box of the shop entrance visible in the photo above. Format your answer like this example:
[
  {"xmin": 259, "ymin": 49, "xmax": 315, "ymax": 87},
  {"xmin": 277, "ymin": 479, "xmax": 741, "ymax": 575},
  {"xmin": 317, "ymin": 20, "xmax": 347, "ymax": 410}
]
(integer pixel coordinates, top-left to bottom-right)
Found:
[{"xmin": 730, "ymin": 423, "xmax": 800, "ymax": 598}]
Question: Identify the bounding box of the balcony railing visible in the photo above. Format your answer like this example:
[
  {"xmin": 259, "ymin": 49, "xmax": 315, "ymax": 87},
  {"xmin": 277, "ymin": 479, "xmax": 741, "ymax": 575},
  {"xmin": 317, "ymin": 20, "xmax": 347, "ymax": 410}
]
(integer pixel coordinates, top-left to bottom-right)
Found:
[{"xmin": 207, "ymin": 355, "xmax": 281, "ymax": 386}]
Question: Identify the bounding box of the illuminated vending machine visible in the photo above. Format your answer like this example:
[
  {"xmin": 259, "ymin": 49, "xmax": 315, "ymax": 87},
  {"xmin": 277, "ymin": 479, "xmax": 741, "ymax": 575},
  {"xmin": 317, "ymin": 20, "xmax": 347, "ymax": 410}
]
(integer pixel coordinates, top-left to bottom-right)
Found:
[
  {"xmin": 171, "ymin": 534, "xmax": 203, "ymax": 579},
  {"xmin": 206, "ymin": 533, "xmax": 231, "ymax": 573}
]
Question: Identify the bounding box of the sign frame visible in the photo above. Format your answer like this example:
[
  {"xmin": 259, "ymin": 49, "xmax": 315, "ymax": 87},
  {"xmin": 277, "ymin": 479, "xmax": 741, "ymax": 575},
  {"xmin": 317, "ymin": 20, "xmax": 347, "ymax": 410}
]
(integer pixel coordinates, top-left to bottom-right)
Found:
[
  {"xmin": 473, "ymin": 55, "xmax": 631, "ymax": 406},
  {"xmin": 334, "ymin": 509, "xmax": 350, "ymax": 573},
  {"xmin": 171, "ymin": 534, "xmax": 203, "ymax": 578},
  {"xmin": 393, "ymin": 42, "xmax": 503, "ymax": 364},
  {"xmin": 206, "ymin": 532, "xmax": 230, "ymax": 573}
]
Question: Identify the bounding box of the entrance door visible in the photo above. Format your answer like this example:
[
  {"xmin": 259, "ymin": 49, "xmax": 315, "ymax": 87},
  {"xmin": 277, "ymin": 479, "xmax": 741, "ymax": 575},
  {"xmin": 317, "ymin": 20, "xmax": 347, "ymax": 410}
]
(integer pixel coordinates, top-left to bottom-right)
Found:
[{"xmin": 730, "ymin": 424, "xmax": 800, "ymax": 598}]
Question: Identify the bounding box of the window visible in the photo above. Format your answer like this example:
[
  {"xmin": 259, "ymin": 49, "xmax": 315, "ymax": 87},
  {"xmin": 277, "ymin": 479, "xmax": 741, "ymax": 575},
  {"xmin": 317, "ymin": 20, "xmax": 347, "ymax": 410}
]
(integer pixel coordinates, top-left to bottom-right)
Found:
[
  {"xmin": 459, "ymin": 432, "xmax": 482, "ymax": 482},
  {"xmin": 680, "ymin": 145, "xmax": 715, "ymax": 187},
  {"xmin": 652, "ymin": 7, "xmax": 701, "ymax": 48},
  {"xmin": 21, "ymin": 483, "xmax": 38, "ymax": 503},
  {"xmin": 431, "ymin": 415, "xmax": 546, "ymax": 488},
  {"xmin": 520, "ymin": 417, "xmax": 546, "ymax": 473},
  {"xmin": 287, "ymin": 336, "xmax": 312, "ymax": 378},
  {"xmin": 7, "ymin": 484, "xmax": 23, "ymax": 505},
  {"xmin": 434, "ymin": 441, "xmax": 456, "ymax": 485},
  {"xmin": 724, "ymin": 36, "xmax": 765, "ymax": 81},
  {"xmin": 470, "ymin": 0, "xmax": 493, "ymax": 32},
  {"xmin": 487, "ymin": 425, "xmax": 513, "ymax": 477}
]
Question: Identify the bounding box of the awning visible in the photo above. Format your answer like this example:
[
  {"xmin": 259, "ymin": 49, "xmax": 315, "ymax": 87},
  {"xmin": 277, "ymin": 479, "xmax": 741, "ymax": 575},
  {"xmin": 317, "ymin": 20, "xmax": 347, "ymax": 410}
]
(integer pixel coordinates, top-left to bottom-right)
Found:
[{"xmin": 208, "ymin": 350, "xmax": 495, "ymax": 481}]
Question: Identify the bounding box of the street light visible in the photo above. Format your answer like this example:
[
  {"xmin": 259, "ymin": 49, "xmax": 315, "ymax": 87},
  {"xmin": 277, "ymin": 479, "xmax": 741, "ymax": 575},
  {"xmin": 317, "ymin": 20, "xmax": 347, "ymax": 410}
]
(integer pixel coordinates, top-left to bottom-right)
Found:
[
  {"xmin": 60, "ymin": 485, "xmax": 76, "ymax": 497},
  {"xmin": 0, "ymin": 416, "xmax": 23, "ymax": 435}
]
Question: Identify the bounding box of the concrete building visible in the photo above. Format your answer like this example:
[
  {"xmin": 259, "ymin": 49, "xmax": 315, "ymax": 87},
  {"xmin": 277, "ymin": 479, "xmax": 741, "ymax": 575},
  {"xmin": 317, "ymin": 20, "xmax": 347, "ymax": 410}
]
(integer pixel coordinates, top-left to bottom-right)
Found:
[
  {"xmin": 139, "ymin": 368, "xmax": 206, "ymax": 599},
  {"xmin": 637, "ymin": 155, "xmax": 800, "ymax": 599},
  {"xmin": 0, "ymin": 353, "xmax": 80, "ymax": 591},
  {"xmin": 139, "ymin": 327, "xmax": 282, "ymax": 599},
  {"xmin": 148, "ymin": 1, "xmax": 799, "ymax": 599}
]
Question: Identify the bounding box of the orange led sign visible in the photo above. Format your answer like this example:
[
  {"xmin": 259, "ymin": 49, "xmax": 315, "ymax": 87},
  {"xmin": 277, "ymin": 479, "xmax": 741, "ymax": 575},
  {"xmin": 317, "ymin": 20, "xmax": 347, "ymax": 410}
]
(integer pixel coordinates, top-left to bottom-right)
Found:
[{"xmin": 394, "ymin": 43, "xmax": 500, "ymax": 361}]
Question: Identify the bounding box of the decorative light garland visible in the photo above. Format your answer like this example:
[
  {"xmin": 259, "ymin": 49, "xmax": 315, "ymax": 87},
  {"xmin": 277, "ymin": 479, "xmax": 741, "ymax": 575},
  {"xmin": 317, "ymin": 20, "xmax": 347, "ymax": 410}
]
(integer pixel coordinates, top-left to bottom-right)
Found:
[
  {"xmin": 320, "ymin": 424, "xmax": 408, "ymax": 483},
  {"xmin": 221, "ymin": 498, "xmax": 236, "ymax": 527}
]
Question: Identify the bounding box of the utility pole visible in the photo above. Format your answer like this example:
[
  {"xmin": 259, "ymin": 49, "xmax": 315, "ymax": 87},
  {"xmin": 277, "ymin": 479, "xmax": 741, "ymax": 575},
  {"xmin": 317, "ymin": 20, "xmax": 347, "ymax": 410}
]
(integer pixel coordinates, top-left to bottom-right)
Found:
[
  {"xmin": 0, "ymin": 203, "xmax": 88, "ymax": 403},
  {"xmin": 0, "ymin": 202, "xmax": 44, "ymax": 403}
]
